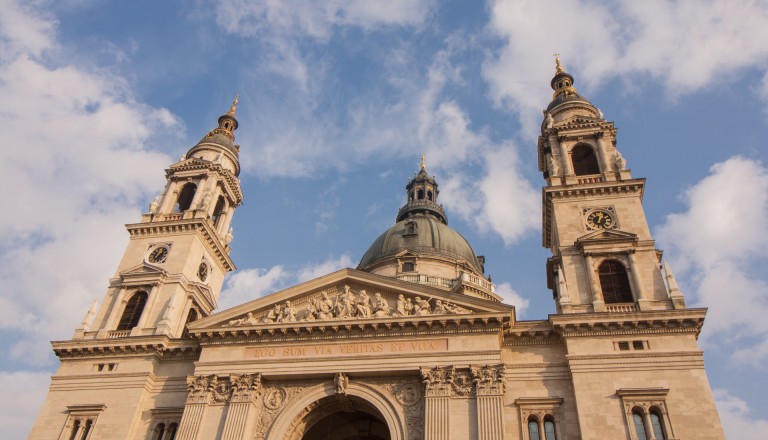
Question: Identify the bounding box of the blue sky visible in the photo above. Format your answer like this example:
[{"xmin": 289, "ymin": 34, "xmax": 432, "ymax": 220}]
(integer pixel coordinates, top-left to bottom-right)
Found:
[{"xmin": 1, "ymin": 0, "xmax": 767, "ymax": 437}]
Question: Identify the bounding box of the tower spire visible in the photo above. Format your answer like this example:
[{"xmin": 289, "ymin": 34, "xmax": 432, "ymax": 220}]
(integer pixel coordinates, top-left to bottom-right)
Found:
[
  {"xmin": 550, "ymin": 54, "xmax": 578, "ymax": 99},
  {"xmin": 420, "ymin": 152, "xmax": 426, "ymax": 170},
  {"xmin": 227, "ymin": 94, "xmax": 239, "ymax": 117}
]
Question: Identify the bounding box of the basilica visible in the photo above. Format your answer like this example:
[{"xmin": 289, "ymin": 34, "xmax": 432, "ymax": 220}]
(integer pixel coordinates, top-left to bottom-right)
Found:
[{"xmin": 30, "ymin": 59, "xmax": 725, "ymax": 439}]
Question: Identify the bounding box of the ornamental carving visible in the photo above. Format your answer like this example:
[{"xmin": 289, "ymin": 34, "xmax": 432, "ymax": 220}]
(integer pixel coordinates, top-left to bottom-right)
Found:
[
  {"xmin": 263, "ymin": 387, "xmax": 287, "ymax": 410},
  {"xmin": 230, "ymin": 373, "xmax": 263, "ymax": 403},
  {"xmin": 377, "ymin": 378, "xmax": 424, "ymax": 440},
  {"xmin": 420, "ymin": 366, "xmax": 455, "ymax": 397},
  {"xmin": 185, "ymin": 374, "xmax": 233, "ymax": 404},
  {"xmin": 225, "ymin": 285, "xmax": 472, "ymax": 327},
  {"xmin": 393, "ymin": 382, "xmax": 422, "ymax": 406},
  {"xmin": 254, "ymin": 384, "xmax": 306, "ymax": 440},
  {"xmin": 471, "ymin": 364, "xmax": 506, "ymax": 396},
  {"xmin": 334, "ymin": 373, "xmax": 348, "ymax": 395}
]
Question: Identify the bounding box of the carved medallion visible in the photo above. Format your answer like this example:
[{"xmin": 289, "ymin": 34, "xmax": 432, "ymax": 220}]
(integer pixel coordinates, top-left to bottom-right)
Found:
[{"xmin": 264, "ymin": 387, "xmax": 287, "ymax": 410}]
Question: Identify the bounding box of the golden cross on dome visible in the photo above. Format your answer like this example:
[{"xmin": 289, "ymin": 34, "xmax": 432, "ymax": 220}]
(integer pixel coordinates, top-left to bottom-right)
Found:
[
  {"xmin": 420, "ymin": 153, "xmax": 426, "ymax": 170},
  {"xmin": 227, "ymin": 94, "xmax": 239, "ymax": 117},
  {"xmin": 553, "ymin": 52, "xmax": 564, "ymax": 73}
]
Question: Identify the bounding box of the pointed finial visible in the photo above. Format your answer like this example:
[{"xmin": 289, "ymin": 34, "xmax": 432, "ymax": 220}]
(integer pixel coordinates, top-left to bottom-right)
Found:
[
  {"xmin": 420, "ymin": 152, "xmax": 426, "ymax": 170},
  {"xmin": 227, "ymin": 94, "xmax": 239, "ymax": 117},
  {"xmin": 553, "ymin": 52, "xmax": 564, "ymax": 73}
]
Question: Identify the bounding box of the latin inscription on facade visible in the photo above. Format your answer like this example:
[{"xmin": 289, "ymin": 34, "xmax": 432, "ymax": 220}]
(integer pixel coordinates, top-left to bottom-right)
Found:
[{"xmin": 246, "ymin": 338, "xmax": 448, "ymax": 359}]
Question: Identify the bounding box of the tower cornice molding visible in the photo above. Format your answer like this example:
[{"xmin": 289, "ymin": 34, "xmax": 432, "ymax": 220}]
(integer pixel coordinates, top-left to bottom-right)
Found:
[
  {"xmin": 126, "ymin": 219, "xmax": 235, "ymax": 273},
  {"xmin": 167, "ymin": 160, "xmax": 243, "ymax": 205},
  {"xmin": 52, "ymin": 336, "xmax": 201, "ymax": 361},
  {"xmin": 548, "ymin": 308, "xmax": 707, "ymax": 338}
]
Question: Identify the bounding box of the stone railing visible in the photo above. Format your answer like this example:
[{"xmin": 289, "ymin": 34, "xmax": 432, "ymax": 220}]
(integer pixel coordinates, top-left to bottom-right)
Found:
[
  {"xmin": 108, "ymin": 330, "xmax": 131, "ymax": 339},
  {"xmin": 395, "ymin": 274, "xmax": 456, "ymax": 289},
  {"xmin": 606, "ymin": 303, "xmax": 638, "ymax": 313},
  {"xmin": 461, "ymin": 273, "xmax": 496, "ymax": 293},
  {"xmin": 577, "ymin": 175, "xmax": 603, "ymax": 184}
]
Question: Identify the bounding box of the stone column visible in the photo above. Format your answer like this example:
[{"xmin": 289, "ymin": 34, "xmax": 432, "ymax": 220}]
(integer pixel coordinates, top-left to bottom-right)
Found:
[
  {"xmin": 627, "ymin": 251, "xmax": 650, "ymax": 310},
  {"xmin": 596, "ymin": 132, "xmax": 614, "ymax": 180},
  {"xmin": 584, "ymin": 254, "xmax": 605, "ymax": 312},
  {"xmin": 551, "ymin": 135, "xmax": 573, "ymax": 176},
  {"xmin": 177, "ymin": 375, "xmax": 218, "ymax": 440},
  {"xmin": 421, "ymin": 367, "xmax": 453, "ymax": 440},
  {"xmin": 221, "ymin": 373, "xmax": 263, "ymax": 440},
  {"xmin": 100, "ymin": 287, "xmax": 127, "ymax": 336},
  {"xmin": 471, "ymin": 365, "xmax": 506, "ymax": 440}
]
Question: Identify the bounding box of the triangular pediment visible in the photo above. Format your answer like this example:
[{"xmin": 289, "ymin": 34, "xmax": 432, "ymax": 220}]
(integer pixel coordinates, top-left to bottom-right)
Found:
[
  {"xmin": 576, "ymin": 229, "xmax": 638, "ymax": 249},
  {"xmin": 190, "ymin": 268, "xmax": 514, "ymax": 331},
  {"xmin": 119, "ymin": 262, "xmax": 167, "ymax": 278}
]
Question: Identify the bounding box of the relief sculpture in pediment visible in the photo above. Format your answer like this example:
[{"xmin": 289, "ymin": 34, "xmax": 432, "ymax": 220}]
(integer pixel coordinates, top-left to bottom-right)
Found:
[{"xmin": 226, "ymin": 284, "xmax": 472, "ymax": 327}]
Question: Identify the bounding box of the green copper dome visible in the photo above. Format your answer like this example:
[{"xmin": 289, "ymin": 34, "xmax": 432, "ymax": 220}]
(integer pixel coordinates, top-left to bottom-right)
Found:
[{"xmin": 358, "ymin": 216, "xmax": 484, "ymax": 273}]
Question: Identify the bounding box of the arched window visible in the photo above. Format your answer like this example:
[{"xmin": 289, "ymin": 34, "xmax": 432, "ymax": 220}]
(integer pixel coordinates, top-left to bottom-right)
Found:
[
  {"xmin": 81, "ymin": 419, "xmax": 93, "ymax": 440},
  {"xmin": 116, "ymin": 291, "xmax": 148, "ymax": 331},
  {"xmin": 598, "ymin": 260, "xmax": 634, "ymax": 303},
  {"xmin": 417, "ymin": 189, "xmax": 424, "ymax": 200},
  {"xmin": 571, "ymin": 144, "xmax": 600, "ymax": 175},
  {"xmin": 212, "ymin": 196, "xmax": 226, "ymax": 226},
  {"xmin": 167, "ymin": 423, "xmax": 178, "ymax": 440},
  {"xmin": 174, "ymin": 183, "xmax": 197, "ymax": 212},
  {"xmin": 544, "ymin": 416, "xmax": 557, "ymax": 439},
  {"xmin": 528, "ymin": 417, "xmax": 540, "ymax": 440},
  {"xmin": 69, "ymin": 420, "xmax": 81, "ymax": 440},
  {"xmin": 650, "ymin": 408, "xmax": 667, "ymax": 439},
  {"xmin": 427, "ymin": 190, "xmax": 433, "ymax": 201},
  {"xmin": 153, "ymin": 423, "xmax": 165, "ymax": 440},
  {"xmin": 632, "ymin": 409, "xmax": 649, "ymax": 440}
]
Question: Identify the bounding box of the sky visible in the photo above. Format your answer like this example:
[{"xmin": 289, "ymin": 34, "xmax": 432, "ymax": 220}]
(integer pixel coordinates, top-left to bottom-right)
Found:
[{"xmin": 1, "ymin": 0, "xmax": 767, "ymax": 437}]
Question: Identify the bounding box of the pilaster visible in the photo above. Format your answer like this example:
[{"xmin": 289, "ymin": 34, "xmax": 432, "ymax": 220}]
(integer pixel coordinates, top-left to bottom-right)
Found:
[
  {"xmin": 420, "ymin": 367, "xmax": 452, "ymax": 440},
  {"xmin": 221, "ymin": 373, "xmax": 263, "ymax": 440},
  {"xmin": 472, "ymin": 365, "xmax": 506, "ymax": 440}
]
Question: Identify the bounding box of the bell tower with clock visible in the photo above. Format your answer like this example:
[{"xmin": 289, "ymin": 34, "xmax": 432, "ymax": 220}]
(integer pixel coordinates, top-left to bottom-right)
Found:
[
  {"xmin": 539, "ymin": 57, "xmax": 686, "ymax": 314},
  {"xmin": 77, "ymin": 97, "xmax": 244, "ymax": 340}
]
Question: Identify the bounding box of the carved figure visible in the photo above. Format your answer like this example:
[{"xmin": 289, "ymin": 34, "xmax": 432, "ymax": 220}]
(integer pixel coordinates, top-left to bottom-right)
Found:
[
  {"xmin": 432, "ymin": 299, "xmax": 447, "ymax": 315},
  {"xmin": 281, "ymin": 301, "xmax": 297, "ymax": 322},
  {"xmin": 229, "ymin": 312, "xmax": 257, "ymax": 326},
  {"xmin": 544, "ymin": 110, "xmax": 553, "ymax": 129},
  {"xmin": 316, "ymin": 292, "xmax": 334, "ymax": 319},
  {"xmin": 356, "ymin": 290, "xmax": 371, "ymax": 318},
  {"xmin": 224, "ymin": 227, "xmax": 234, "ymax": 245},
  {"xmin": 548, "ymin": 155, "xmax": 560, "ymax": 176},
  {"xmin": 415, "ymin": 297, "xmax": 431, "ymax": 315},
  {"xmin": 372, "ymin": 292, "xmax": 390, "ymax": 317},
  {"xmin": 262, "ymin": 304, "xmax": 281, "ymax": 323},
  {"xmin": 148, "ymin": 196, "xmax": 161, "ymax": 213},
  {"xmin": 199, "ymin": 193, "xmax": 211, "ymax": 210},
  {"xmin": 334, "ymin": 372, "xmax": 348, "ymax": 395},
  {"xmin": 614, "ymin": 151, "xmax": 627, "ymax": 170},
  {"xmin": 597, "ymin": 107, "xmax": 604, "ymax": 119},
  {"xmin": 304, "ymin": 301, "xmax": 317, "ymax": 321},
  {"xmin": 334, "ymin": 285, "xmax": 354, "ymax": 318},
  {"xmin": 393, "ymin": 294, "xmax": 407, "ymax": 316},
  {"xmin": 404, "ymin": 298, "xmax": 414, "ymax": 315}
]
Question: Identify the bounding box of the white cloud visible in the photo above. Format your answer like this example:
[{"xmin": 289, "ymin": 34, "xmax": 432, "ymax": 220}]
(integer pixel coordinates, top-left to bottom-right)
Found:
[
  {"xmin": 495, "ymin": 282, "xmax": 529, "ymax": 316},
  {"xmin": 0, "ymin": 370, "xmax": 51, "ymax": 439},
  {"xmin": 714, "ymin": 388, "xmax": 768, "ymax": 440},
  {"xmin": 657, "ymin": 157, "xmax": 768, "ymax": 364},
  {"xmin": 219, "ymin": 254, "xmax": 354, "ymax": 310},
  {"xmin": 296, "ymin": 254, "xmax": 354, "ymax": 283},
  {"xmin": 219, "ymin": 266, "xmax": 289, "ymax": 310},
  {"xmin": 483, "ymin": 0, "xmax": 768, "ymax": 136},
  {"xmin": 0, "ymin": 1, "xmax": 181, "ymax": 365}
]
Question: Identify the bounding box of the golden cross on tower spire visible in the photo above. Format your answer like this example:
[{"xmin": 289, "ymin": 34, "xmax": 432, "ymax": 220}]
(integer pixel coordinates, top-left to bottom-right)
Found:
[
  {"xmin": 420, "ymin": 153, "xmax": 426, "ymax": 170},
  {"xmin": 553, "ymin": 52, "xmax": 564, "ymax": 73},
  {"xmin": 227, "ymin": 94, "xmax": 239, "ymax": 117}
]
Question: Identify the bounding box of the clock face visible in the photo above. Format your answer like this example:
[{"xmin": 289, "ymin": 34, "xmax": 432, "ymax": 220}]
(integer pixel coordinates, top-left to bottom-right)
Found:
[
  {"xmin": 148, "ymin": 245, "xmax": 169, "ymax": 263},
  {"xmin": 197, "ymin": 262, "xmax": 209, "ymax": 282},
  {"xmin": 586, "ymin": 210, "xmax": 614, "ymax": 229}
]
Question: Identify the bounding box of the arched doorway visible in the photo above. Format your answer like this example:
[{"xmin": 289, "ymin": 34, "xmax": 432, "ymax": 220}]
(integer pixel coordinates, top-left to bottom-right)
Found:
[{"xmin": 301, "ymin": 395, "xmax": 390, "ymax": 440}]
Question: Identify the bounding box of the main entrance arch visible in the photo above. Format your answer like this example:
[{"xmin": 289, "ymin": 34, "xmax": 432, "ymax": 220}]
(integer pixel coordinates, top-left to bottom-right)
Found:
[{"xmin": 267, "ymin": 383, "xmax": 405, "ymax": 440}]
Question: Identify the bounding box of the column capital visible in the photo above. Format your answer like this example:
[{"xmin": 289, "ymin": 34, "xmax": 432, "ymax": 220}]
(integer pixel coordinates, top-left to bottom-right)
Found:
[{"xmin": 470, "ymin": 364, "xmax": 506, "ymax": 396}]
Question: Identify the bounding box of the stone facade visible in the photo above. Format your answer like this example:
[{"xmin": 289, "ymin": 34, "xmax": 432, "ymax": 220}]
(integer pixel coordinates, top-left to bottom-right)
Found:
[{"xmin": 30, "ymin": 64, "xmax": 724, "ymax": 440}]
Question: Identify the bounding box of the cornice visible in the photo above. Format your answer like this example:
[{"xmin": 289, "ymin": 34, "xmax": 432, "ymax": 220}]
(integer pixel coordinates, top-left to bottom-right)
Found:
[
  {"xmin": 125, "ymin": 219, "xmax": 235, "ymax": 272},
  {"xmin": 52, "ymin": 336, "xmax": 201, "ymax": 361},
  {"xmin": 503, "ymin": 320, "xmax": 562, "ymax": 346},
  {"xmin": 167, "ymin": 160, "xmax": 243, "ymax": 204},
  {"xmin": 544, "ymin": 178, "xmax": 645, "ymax": 201},
  {"xmin": 192, "ymin": 314, "xmax": 509, "ymax": 345},
  {"xmin": 549, "ymin": 308, "xmax": 707, "ymax": 338}
]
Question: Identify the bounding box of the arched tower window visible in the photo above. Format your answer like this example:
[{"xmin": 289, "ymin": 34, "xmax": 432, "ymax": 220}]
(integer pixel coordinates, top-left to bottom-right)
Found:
[
  {"xmin": 68, "ymin": 420, "xmax": 80, "ymax": 440},
  {"xmin": 598, "ymin": 259, "xmax": 634, "ymax": 303},
  {"xmin": 212, "ymin": 196, "xmax": 226, "ymax": 226},
  {"xmin": 417, "ymin": 189, "xmax": 424, "ymax": 200},
  {"xmin": 650, "ymin": 407, "xmax": 667, "ymax": 439},
  {"xmin": 174, "ymin": 183, "xmax": 197, "ymax": 212},
  {"xmin": 632, "ymin": 408, "xmax": 649, "ymax": 440},
  {"xmin": 116, "ymin": 291, "xmax": 148, "ymax": 331},
  {"xmin": 527, "ymin": 417, "xmax": 540, "ymax": 440},
  {"xmin": 167, "ymin": 423, "xmax": 178, "ymax": 440},
  {"xmin": 427, "ymin": 190, "xmax": 433, "ymax": 201},
  {"xmin": 571, "ymin": 144, "xmax": 600, "ymax": 175},
  {"xmin": 153, "ymin": 423, "xmax": 165, "ymax": 440},
  {"xmin": 544, "ymin": 416, "xmax": 557, "ymax": 439}
]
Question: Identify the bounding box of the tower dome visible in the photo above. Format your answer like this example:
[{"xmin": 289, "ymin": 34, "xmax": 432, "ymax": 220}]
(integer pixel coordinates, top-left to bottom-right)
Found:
[
  {"xmin": 358, "ymin": 156, "xmax": 497, "ymax": 300},
  {"xmin": 544, "ymin": 55, "xmax": 600, "ymax": 123}
]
